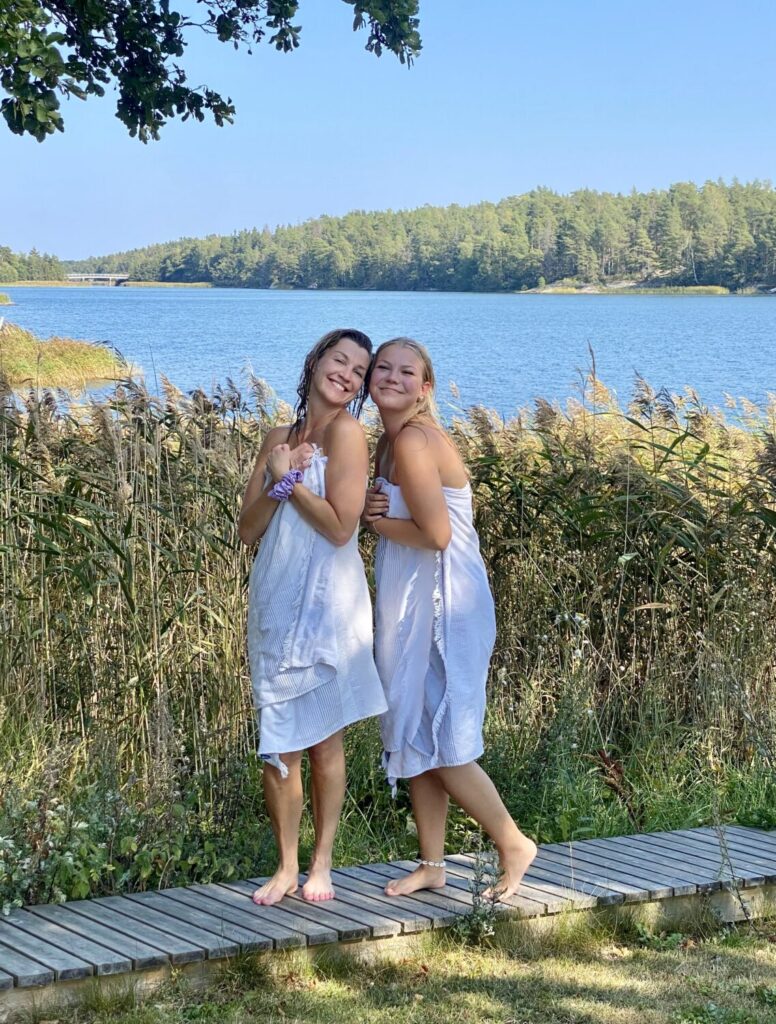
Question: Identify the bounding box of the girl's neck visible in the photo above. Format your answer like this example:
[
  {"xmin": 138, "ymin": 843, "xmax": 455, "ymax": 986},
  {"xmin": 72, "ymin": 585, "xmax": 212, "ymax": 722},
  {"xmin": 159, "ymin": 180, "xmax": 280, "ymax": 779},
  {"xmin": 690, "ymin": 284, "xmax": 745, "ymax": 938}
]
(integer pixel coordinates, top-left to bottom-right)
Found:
[{"xmin": 381, "ymin": 409, "xmax": 435, "ymax": 441}]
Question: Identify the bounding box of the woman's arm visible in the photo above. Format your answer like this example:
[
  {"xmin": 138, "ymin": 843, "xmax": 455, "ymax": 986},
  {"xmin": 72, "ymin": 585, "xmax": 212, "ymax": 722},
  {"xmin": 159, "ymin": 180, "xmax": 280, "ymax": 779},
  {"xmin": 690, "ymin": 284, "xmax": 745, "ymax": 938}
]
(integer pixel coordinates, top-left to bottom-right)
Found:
[
  {"xmin": 289, "ymin": 415, "xmax": 369, "ymax": 547},
  {"xmin": 237, "ymin": 427, "xmax": 311, "ymax": 546},
  {"xmin": 371, "ymin": 426, "xmax": 452, "ymax": 551}
]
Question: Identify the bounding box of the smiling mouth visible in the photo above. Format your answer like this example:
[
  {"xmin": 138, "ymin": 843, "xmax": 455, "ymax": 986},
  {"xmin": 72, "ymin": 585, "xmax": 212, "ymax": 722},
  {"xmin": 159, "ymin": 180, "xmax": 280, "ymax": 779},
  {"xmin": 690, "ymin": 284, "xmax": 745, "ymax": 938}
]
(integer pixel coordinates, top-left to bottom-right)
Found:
[{"xmin": 329, "ymin": 379, "xmax": 350, "ymax": 393}]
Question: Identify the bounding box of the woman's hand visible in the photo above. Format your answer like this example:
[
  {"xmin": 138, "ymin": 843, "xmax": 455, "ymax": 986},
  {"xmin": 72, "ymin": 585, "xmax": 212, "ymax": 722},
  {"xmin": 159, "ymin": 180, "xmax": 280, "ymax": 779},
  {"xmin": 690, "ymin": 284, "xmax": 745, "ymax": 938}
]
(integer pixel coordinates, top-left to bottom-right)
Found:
[
  {"xmin": 362, "ymin": 483, "xmax": 389, "ymax": 528},
  {"xmin": 267, "ymin": 442, "xmax": 313, "ymax": 482},
  {"xmin": 289, "ymin": 442, "xmax": 315, "ymax": 472}
]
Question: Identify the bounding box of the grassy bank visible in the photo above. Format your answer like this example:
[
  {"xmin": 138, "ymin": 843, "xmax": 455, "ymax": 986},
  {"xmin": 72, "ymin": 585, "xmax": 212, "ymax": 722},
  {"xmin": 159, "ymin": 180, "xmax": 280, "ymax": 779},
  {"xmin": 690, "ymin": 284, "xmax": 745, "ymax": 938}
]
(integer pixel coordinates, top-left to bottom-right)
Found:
[
  {"xmin": 537, "ymin": 284, "xmax": 732, "ymax": 296},
  {"xmin": 0, "ymin": 373, "xmax": 774, "ymax": 912},
  {"xmin": 120, "ymin": 280, "xmax": 212, "ymax": 288},
  {"xmin": 37, "ymin": 916, "xmax": 776, "ymax": 1024},
  {"xmin": 0, "ymin": 292, "xmax": 11, "ymax": 305},
  {"xmin": 0, "ymin": 322, "xmax": 127, "ymax": 389}
]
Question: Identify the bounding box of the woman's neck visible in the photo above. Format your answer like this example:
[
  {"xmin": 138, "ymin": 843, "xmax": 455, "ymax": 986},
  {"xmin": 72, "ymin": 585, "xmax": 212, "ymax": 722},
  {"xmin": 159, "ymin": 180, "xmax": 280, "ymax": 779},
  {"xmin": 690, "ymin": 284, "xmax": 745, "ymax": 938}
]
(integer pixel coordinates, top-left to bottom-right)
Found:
[{"xmin": 297, "ymin": 394, "xmax": 343, "ymax": 442}]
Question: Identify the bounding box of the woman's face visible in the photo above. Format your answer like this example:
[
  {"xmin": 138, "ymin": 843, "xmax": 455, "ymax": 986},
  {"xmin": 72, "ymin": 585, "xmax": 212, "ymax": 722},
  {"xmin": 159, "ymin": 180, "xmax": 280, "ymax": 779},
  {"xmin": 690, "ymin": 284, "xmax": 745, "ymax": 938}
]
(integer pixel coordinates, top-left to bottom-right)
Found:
[
  {"xmin": 369, "ymin": 344, "xmax": 430, "ymax": 413},
  {"xmin": 312, "ymin": 337, "xmax": 370, "ymax": 408}
]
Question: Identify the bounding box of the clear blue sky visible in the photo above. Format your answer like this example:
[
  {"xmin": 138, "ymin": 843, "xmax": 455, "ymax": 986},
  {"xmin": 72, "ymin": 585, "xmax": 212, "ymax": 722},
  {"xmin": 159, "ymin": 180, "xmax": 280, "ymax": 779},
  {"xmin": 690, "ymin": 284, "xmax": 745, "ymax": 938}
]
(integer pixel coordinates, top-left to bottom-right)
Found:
[{"xmin": 2, "ymin": 0, "xmax": 774, "ymax": 259}]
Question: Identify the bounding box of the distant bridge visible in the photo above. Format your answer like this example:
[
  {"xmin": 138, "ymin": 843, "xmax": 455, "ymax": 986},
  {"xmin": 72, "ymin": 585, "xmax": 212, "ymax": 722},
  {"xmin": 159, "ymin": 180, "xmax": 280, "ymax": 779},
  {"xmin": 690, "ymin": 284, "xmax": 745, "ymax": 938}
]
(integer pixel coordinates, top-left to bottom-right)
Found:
[{"xmin": 66, "ymin": 273, "xmax": 129, "ymax": 285}]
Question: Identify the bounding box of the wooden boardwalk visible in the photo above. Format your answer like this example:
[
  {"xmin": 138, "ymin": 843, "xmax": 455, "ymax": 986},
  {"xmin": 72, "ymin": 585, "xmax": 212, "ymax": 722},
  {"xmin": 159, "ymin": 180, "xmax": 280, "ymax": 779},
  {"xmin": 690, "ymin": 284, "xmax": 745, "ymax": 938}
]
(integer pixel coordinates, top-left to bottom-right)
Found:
[{"xmin": 0, "ymin": 826, "xmax": 773, "ymax": 997}]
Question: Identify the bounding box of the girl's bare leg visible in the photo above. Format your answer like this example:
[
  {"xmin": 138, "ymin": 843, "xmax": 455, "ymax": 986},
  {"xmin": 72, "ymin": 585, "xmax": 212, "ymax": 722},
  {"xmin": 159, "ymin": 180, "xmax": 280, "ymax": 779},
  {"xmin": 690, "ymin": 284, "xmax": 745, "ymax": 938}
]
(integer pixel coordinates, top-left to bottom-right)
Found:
[
  {"xmin": 434, "ymin": 762, "xmax": 536, "ymax": 898},
  {"xmin": 253, "ymin": 751, "xmax": 304, "ymax": 906},
  {"xmin": 302, "ymin": 729, "xmax": 346, "ymax": 901},
  {"xmin": 385, "ymin": 771, "xmax": 449, "ymax": 896}
]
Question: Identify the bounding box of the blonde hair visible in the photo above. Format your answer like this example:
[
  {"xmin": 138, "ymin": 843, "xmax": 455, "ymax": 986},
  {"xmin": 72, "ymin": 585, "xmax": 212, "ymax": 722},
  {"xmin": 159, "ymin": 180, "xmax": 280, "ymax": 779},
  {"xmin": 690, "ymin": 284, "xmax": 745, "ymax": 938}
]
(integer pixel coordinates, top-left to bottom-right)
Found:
[{"xmin": 373, "ymin": 337, "xmax": 444, "ymax": 428}]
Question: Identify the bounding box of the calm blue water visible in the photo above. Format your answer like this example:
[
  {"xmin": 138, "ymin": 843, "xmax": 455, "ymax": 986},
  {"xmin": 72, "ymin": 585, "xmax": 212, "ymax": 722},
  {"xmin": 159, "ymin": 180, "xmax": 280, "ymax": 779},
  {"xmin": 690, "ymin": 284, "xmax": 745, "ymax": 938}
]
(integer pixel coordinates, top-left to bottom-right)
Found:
[{"xmin": 3, "ymin": 286, "xmax": 774, "ymax": 416}]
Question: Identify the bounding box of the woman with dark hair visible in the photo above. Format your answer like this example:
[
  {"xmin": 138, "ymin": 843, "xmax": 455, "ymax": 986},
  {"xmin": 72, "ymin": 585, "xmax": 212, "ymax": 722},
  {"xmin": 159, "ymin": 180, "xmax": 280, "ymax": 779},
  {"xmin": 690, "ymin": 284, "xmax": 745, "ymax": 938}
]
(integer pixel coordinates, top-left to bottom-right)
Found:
[{"xmin": 239, "ymin": 329, "xmax": 386, "ymax": 906}]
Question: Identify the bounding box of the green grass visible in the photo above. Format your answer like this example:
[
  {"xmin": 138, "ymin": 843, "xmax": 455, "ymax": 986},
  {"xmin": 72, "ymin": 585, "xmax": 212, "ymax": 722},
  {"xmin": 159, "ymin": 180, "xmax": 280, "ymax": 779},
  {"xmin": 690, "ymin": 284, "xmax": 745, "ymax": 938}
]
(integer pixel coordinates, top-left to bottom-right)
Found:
[
  {"xmin": 0, "ymin": 371, "xmax": 774, "ymax": 911},
  {"xmin": 0, "ymin": 292, "xmax": 11, "ymax": 305},
  {"xmin": 0, "ymin": 321, "xmax": 128, "ymax": 388},
  {"xmin": 34, "ymin": 917, "xmax": 776, "ymax": 1024},
  {"xmin": 119, "ymin": 280, "xmax": 212, "ymax": 287}
]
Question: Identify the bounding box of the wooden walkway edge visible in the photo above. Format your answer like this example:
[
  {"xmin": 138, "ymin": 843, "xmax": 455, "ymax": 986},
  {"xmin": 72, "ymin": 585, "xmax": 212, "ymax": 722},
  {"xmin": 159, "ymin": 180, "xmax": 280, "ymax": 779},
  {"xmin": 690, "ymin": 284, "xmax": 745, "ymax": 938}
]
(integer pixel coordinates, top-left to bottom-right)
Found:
[{"xmin": 0, "ymin": 825, "xmax": 774, "ymax": 1014}]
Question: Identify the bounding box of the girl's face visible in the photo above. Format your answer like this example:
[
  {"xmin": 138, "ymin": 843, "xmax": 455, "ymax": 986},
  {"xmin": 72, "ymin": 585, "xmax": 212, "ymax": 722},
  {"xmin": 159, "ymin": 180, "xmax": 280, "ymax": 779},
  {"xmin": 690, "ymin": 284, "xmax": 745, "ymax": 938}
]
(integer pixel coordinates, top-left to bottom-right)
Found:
[
  {"xmin": 312, "ymin": 337, "xmax": 370, "ymax": 408},
  {"xmin": 369, "ymin": 345, "xmax": 431, "ymax": 413}
]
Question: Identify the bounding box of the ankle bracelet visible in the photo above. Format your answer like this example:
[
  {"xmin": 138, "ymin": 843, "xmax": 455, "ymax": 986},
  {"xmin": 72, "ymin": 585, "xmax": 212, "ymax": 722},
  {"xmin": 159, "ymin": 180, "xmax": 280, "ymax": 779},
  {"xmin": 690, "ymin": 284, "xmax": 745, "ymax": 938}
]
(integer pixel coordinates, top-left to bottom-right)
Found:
[{"xmin": 418, "ymin": 857, "xmax": 446, "ymax": 869}]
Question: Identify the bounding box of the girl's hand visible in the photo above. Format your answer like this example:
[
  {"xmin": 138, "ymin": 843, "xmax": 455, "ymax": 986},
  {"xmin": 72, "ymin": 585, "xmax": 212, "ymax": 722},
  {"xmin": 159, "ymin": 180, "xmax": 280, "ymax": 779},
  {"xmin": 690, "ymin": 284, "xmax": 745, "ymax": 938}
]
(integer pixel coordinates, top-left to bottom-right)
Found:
[
  {"xmin": 363, "ymin": 483, "xmax": 389, "ymax": 524},
  {"xmin": 267, "ymin": 443, "xmax": 293, "ymax": 482},
  {"xmin": 289, "ymin": 442, "xmax": 315, "ymax": 472}
]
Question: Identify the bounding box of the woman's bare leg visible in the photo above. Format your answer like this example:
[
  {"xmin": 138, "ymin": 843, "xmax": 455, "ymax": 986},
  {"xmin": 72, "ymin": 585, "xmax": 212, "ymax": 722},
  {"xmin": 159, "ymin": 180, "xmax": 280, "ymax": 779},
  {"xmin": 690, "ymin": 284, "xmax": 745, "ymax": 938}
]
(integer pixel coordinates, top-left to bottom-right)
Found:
[
  {"xmin": 253, "ymin": 751, "xmax": 304, "ymax": 906},
  {"xmin": 302, "ymin": 729, "xmax": 346, "ymax": 901},
  {"xmin": 385, "ymin": 771, "xmax": 449, "ymax": 896},
  {"xmin": 434, "ymin": 762, "xmax": 536, "ymax": 898}
]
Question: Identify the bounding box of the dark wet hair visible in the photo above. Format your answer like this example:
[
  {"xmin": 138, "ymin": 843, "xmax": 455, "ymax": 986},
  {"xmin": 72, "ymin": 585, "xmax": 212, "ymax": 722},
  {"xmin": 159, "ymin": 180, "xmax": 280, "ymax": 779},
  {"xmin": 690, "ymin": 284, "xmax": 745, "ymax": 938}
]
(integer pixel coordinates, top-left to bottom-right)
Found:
[{"xmin": 292, "ymin": 328, "xmax": 373, "ymax": 430}]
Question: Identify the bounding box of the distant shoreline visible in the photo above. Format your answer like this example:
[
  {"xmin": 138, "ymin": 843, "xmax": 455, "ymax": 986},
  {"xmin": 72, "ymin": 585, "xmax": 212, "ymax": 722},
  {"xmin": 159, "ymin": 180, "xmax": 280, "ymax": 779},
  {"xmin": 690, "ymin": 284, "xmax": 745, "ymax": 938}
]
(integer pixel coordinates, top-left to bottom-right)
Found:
[
  {"xmin": 2, "ymin": 281, "xmax": 773, "ymax": 296},
  {"xmin": 0, "ymin": 280, "xmax": 213, "ymax": 289}
]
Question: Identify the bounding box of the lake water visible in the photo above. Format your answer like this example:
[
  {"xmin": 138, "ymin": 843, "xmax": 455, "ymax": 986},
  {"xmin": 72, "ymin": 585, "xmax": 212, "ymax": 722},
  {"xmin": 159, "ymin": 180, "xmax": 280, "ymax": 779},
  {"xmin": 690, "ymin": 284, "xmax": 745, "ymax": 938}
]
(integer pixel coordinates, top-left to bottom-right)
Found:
[{"xmin": 3, "ymin": 286, "xmax": 774, "ymax": 417}]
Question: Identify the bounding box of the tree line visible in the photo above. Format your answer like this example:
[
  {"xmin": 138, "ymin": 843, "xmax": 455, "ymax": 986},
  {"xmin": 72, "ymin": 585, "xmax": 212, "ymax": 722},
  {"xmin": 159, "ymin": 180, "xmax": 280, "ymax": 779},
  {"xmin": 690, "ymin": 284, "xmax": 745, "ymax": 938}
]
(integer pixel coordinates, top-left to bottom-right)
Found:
[
  {"xmin": 7, "ymin": 181, "xmax": 776, "ymax": 291},
  {"xmin": 0, "ymin": 246, "xmax": 64, "ymax": 282}
]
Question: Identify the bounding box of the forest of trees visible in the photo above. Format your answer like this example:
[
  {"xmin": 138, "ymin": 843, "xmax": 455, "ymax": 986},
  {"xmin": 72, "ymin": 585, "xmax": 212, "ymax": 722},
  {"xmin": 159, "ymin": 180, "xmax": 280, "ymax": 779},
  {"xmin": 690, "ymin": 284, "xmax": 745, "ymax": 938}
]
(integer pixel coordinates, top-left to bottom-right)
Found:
[
  {"xmin": 0, "ymin": 246, "xmax": 64, "ymax": 281},
  {"xmin": 7, "ymin": 181, "xmax": 776, "ymax": 292}
]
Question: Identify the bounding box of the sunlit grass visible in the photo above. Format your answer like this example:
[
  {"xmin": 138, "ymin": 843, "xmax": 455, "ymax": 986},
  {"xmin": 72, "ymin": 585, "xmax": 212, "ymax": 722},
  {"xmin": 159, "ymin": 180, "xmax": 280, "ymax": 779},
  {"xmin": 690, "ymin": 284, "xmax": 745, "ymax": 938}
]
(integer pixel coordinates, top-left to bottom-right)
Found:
[
  {"xmin": 0, "ymin": 322, "xmax": 127, "ymax": 388},
  {"xmin": 42, "ymin": 919, "xmax": 776, "ymax": 1024}
]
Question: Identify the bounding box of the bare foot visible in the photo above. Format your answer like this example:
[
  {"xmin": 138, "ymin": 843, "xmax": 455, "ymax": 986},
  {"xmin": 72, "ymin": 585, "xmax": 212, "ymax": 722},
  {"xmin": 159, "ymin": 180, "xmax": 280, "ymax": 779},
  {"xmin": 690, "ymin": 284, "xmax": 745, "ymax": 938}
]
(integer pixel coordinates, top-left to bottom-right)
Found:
[
  {"xmin": 301, "ymin": 863, "xmax": 335, "ymax": 902},
  {"xmin": 485, "ymin": 837, "xmax": 538, "ymax": 901},
  {"xmin": 385, "ymin": 864, "xmax": 446, "ymax": 897},
  {"xmin": 252, "ymin": 867, "xmax": 298, "ymax": 906}
]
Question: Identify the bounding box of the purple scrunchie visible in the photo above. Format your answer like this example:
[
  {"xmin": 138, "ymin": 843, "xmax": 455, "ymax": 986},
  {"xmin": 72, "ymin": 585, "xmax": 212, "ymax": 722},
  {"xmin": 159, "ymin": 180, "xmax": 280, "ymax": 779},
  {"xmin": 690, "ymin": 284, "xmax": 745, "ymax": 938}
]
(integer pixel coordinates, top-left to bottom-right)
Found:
[{"xmin": 268, "ymin": 468, "xmax": 303, "ymax": 501}]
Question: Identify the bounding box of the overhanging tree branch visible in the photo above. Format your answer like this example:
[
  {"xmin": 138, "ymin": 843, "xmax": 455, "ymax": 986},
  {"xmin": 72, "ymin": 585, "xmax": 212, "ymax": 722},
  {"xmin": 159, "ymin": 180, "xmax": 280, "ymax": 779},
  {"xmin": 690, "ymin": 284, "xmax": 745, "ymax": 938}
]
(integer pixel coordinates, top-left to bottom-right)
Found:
[{"xmin": 0, "ymin": 0, "xmax": 421, "ymax": 142}]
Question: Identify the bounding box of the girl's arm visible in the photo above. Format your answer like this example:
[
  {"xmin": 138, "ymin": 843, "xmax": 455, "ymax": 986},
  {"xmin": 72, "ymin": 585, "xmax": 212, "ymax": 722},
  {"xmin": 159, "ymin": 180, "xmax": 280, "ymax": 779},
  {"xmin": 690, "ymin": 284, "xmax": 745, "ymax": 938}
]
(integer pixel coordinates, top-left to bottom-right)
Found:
[
  {"xmin": 237, "ymin": 428, "xmax": 312, "ymax": 546},
  {"xmin": 370, "ymin": 426, "xmax": 452, "ymax": 551},
  {"xmin": 289, "ymin": 414, "xmax": 369, "ymax": 547}
]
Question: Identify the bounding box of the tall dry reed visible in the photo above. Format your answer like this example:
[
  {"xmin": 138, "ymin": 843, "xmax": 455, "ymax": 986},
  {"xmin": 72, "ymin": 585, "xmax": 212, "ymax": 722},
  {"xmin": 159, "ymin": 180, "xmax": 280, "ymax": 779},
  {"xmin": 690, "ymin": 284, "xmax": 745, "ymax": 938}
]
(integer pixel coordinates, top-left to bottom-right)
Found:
[{"xmin": 0, "ymin": 370, "xmax": 774, "ymax": 909}]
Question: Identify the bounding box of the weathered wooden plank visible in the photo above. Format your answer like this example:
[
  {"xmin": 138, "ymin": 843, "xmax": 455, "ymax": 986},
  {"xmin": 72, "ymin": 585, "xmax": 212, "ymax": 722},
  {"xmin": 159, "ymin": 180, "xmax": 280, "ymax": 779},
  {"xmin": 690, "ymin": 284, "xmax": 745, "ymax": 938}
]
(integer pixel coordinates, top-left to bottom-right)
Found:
[
  {"xmin": 584, "ymin": 836, "xmax": 724, "ymax": 893},
  {"xmin": 622, "ymin": 832, "xmax": 751, "ymax": 884},
  {"xmin": 645, "ymin": 832, "xmax": 771, "ymax": 885},
  {"xmin": 535, "ymin": 846, "xmax": 675, "ymax": 899},
  {"xmin": 184, "ymin": 884, "xmax": 307, "ymax": 949},
  {"xmin": 356, "ymin": 864, "xmax": 484, "ymax": 921},
  {"xmin": 331, "ymin": 867, "xmax": 451, "ymax": 930},
  {"xmin": 523, "ymin": 858, "xmax": 624, "ymax": 905},
  {"xmin": 242, "ymin": 878, "xmax": 371, "ymax": 942},
  {"xmin": 0, "ymin": 919, "xmax": 93, "ymax": 981},
  {"xmin": 321, "ymin": 875, "xmax": 421, "ymax": 934},
  {"xmin": 124, "ymin": 892, "xmax": 260, "ymax": 956},
  {"xmin": 549, "ymin": 842, "xmax": 698, "ymax": 897},
  {"xmin": 531, "ymin": 848, "xmax": 653, "ymax": 902},
  {"xmin": 443, "ymin": 855, "xmax": 585, "ymax": 912},
  {"xmin": 26, "ymin": 903, "xmax": 168, "ymax": 970},
  {"xmin": 708, "ymin": 826, "xmax": 776, "ymax": 852},
  {"xmin": 446, "ymin": 855, "xmax": 599, "ymax": 911},
  {"xmin": 65, "ymin": 899, "xmax": 205, "ymax": 965},
  {"xmin": 392, "ymin": 858, "xmax": 551, "ymax": 915},
  {"xmin": 0, "ymin": 941, "xmax": 55, "ymax": 988},
  {"xmin": 6, "ymin": 908, "xmax": 133, "ymax": 976},
  {"xmin": 365, "ymin": 861, "xmax": 544, "ymax": 919},
  {"xmin": 152, "ymin": 890, "xmax": 274, "ymax": 951},
  {"xmin": 218, "ymin": 881, "xmax": 339, "ymax": 944},
  {"xmin": 693, "ymin": 829, "xmax": 776, "ymax": 876},
  {"xmin": 292, "ymin": 875, "xmax": 401, "ymax": 938},
  {"xmin": 97, "ymin": 895, "xmax": 239, "ymax": 959}
]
